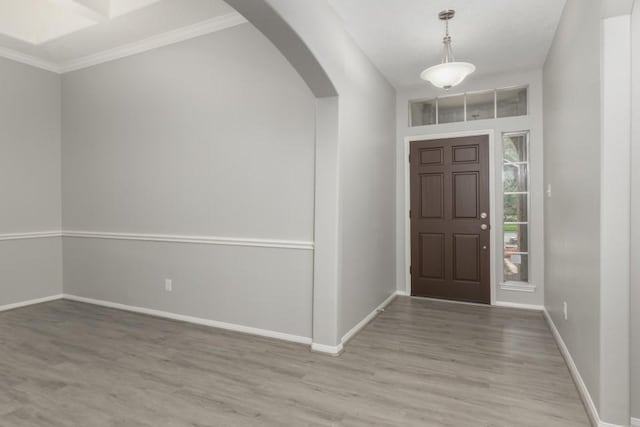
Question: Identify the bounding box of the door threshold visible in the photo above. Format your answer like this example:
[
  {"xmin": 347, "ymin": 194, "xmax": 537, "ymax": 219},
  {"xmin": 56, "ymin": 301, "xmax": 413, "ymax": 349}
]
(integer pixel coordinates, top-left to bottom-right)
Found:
[{"xmin": 408, "ymin": 295, "xmax": 491, "ymax": 308}]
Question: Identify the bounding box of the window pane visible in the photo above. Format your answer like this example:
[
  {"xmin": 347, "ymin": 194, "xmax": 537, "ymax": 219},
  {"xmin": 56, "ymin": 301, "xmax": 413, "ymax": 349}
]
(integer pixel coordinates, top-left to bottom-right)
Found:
[
  {"xmin": 504, "ymin": 194, "xmax": 528, "ymax": 222},
  {"xmin": 502, "ymin": 131, "xmax": 529, "ymax": 284},
  {"xmin": 410, "ymin": 100, "xmax": 436, "ymax": 126},
  {"xmin": 503, "ymin": 164, "xmax": 529, "ymax": 192},
  {"xmin": 504, "ymin": 254, "xmax": 529, "ymax": 282},
  {"xmin": 437, "ymin": 95, "xmax": 464, "ymax": 124},
  {"xmin": 503, "ymin": 135, "xmax": 528, "ymax": 162},
  {"xmin": 466, "ymin": 91, "xmax": 495, "ymax": 121},
  {"xmin": 497, "ymin": 87, "xmax": 527, "ymax": 118},
  {"xmin": 504, "ymin": 224, "xmax": 529, "ymax": 253}
]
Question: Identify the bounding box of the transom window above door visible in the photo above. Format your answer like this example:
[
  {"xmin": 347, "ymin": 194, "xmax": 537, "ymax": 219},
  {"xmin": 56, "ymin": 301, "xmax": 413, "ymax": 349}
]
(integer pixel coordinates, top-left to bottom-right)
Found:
[{"xmin": 409, "ymin": 86, "xmax": 528, "ymax": 127}]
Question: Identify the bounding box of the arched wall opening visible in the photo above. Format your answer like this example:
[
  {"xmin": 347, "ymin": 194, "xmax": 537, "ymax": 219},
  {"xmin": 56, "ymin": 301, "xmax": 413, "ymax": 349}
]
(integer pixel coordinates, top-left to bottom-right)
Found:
[{"xmin": 226, "ymin": 0, "xmax": 397, "ymax": 353}]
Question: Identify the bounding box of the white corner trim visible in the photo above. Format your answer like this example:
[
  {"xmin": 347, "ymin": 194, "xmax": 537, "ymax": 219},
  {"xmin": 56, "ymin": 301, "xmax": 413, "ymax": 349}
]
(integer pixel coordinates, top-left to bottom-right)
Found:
[
  {"xmin": 0, "ymin": 47, "xmax": 61, "ymax": 73},
  {"xmin": 396, "ymin": 290, "xmax": 410, "ymax": 296},
  {"xmin": 62, "ymin": 230, "xmax": 313, "ymax": 250},
  {"xmin": 0, "ymin": 231, "xmax": 62, "ymax": 241},
  {"xmin": 60, "ymin": 13, "xmax": 247, "ymax": 73},
  {"xmin": 310, "ymin": 342, "xmax": 344, "ymax": 355},
  {"xmin": 494, "ymin": 301, "xmax": 544, "ymax": 311},
  {"xmin": 62, "ymin": 294, "xmax": 312, "ymax": 345},
  {"xmin": 341, "ymin": 290, "xmax": 399, "ymax": 345},
  {"xmin": 0, "ymin": 294, "xmax": 64, "ymax": 312},
  {"xmin": 500, "ymin": 282, "xmax": 537, "ymax": 293},
  {"xmin": 630, "ymin": 418, "xmax": 640, "ymax": 427},
  {"xmin": 543, "ymin": 309, "xmax": 614, "ymax": 427}
]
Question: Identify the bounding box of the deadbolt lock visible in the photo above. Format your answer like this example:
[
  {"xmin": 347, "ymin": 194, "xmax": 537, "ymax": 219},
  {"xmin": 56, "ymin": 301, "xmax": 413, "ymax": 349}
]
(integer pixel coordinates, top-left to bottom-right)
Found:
[{"xmin": 481, "ymin": 212, "xmax": 488, "ymax": 219}]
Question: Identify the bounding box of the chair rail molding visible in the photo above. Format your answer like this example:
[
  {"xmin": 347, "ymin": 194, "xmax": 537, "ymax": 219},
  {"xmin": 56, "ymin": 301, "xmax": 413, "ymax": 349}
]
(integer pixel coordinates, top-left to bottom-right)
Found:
[
  {"xmin": 62, "ymin": 230, "xmax": 314, "ymax": 250},
  {"xmin": 0, "ymin": 231, "xmax": 62, "ymax": 241},
  {"xmin": 0, "ymin": 230, "xmax": 314, "ymax": 250}
]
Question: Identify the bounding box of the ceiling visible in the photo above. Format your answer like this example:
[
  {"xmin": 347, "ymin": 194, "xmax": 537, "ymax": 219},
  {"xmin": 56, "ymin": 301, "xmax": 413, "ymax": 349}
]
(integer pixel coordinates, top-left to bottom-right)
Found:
[
  {"xmin": 328, "ymin": 0, "xmax": 567, "ymax": 88},
  {"xmin": 0, "ymin": 0, "xmax": 239, "ymax": 72},
  {"xmin": 0, "ymin": 0, "xmax": 567, "ymax": 81}
]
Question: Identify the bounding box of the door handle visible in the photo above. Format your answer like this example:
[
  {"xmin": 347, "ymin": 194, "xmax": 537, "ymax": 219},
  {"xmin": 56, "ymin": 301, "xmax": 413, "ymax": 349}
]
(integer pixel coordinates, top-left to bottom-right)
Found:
[{"xmin": 481, "ymin": 224, "xmax": 489, "ymax": 231}]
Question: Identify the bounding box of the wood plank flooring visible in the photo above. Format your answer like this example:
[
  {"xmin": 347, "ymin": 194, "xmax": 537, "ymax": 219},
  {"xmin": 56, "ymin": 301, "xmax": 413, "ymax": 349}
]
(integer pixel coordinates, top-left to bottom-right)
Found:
[{"xmin": 0, "ymin": 296, "xmax": 590, "ymax": 426}]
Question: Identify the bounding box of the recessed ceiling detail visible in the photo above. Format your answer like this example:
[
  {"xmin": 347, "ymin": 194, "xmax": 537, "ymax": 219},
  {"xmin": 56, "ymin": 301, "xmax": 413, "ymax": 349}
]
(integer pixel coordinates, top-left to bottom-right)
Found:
[
  {"xmin": 0, "ymin": 0, "xmax": 162, "ymax": 45},
  {"xmin": 0, "ymin": 0, "xmax": 237, "ymax": 72}
]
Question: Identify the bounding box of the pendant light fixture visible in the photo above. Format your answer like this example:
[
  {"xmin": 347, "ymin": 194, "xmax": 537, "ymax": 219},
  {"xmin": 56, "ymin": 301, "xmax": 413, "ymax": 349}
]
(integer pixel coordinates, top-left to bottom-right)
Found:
[{"xmin": 420, "ymin": 10, "xmax": 475, "ymax": 89}]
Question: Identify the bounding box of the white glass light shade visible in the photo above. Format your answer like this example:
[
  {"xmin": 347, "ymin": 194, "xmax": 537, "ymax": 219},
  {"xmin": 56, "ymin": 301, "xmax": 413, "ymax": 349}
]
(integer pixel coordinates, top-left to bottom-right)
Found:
[{"xmin": 420, "ymin": 62, "xmax": 476, "ymax": 89}]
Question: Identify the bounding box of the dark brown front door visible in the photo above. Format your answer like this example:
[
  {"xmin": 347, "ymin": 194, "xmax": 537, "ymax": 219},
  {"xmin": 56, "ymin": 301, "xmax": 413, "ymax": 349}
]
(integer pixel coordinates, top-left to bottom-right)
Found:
[{"xmin": 410, "ymin": 135, "xmax": 490, "ymax": 304}]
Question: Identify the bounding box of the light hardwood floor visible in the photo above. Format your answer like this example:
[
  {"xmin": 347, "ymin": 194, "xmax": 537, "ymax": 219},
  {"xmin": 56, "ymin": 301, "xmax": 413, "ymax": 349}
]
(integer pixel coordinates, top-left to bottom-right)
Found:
[{"xmin": 0, "ymin": 296, "xmax": 589, "ymax": 426}]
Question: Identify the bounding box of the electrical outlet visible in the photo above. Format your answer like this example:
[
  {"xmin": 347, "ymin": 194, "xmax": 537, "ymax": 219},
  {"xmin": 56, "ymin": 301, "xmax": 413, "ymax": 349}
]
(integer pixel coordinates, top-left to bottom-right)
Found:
[
  {"xmin": 165, "ymin": 279, "xmax": 172, "ymax": 292},
  {"xmin": 563, "ymin": 301, "xmax": 568, "ymax": 321}
]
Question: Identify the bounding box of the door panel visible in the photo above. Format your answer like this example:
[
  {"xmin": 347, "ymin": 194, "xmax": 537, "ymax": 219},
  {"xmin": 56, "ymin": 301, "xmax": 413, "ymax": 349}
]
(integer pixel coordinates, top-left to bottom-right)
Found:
[
  {"xmin": 420, "ymin": 147, "xmax": 444, "ymax": 165},
  {"xmin": 419, "ymin": 233, "xmax": 445, "ymax": 279},
  {"xmin": 453, "ymin": 234, "xmax": 480, "ymax": 282},
  {"xmin": 452, "ymin": 145, "xmax": 479, "ymax": 163},
  {"xmin": 453, "ymin": 172, "xmax": 479, "ymax": 218},
  {"xmin": 410, "ymin": 135, "xmax": 490, "ymax": 304},
  {"xmin": 420, "ymin": 174, "xmax": 444, "ymax": 218}
]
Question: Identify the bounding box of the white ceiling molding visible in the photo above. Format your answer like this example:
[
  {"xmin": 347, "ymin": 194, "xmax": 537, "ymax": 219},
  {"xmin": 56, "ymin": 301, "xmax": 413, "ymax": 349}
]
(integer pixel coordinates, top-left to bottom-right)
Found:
[
  {"xmin": 60, "ymin": 12, "xmax": 246, "ymax": 72},
  {"xmin": 0, "ymin": 12, "xmax": 246, "ymax": 74},
  {"xmin": 0, "ymin": 46, "xmax": 62, "ymax": 72}
]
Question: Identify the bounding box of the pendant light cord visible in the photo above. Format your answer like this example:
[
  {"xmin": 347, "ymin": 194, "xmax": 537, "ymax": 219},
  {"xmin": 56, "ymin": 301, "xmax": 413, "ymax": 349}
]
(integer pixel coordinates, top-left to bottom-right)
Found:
[{"xmin": 442, "ymin": 14, "xmax": 454, "ymax": 64}]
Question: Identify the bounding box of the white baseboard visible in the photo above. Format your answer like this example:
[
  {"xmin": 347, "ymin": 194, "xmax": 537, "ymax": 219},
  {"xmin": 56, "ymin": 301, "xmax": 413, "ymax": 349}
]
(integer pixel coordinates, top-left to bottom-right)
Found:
[
  {"xmin": 310, "ymin": 342, "xmax": 344, "ymax": 355},
  {"xmin": 494, "ymin": 301, "xmax": 544, "ymax": 311},
  {"xmin": 630, "ymin": 417, "xmax": 640, "ymax": 427},
  {"xmin": 311, "ymin": 290, "xmax": 400, "ymax": 356},
  {"xmin": 341, "ymin": 290, "xmax": 399, "ymax": 345},
  {"xmin": 543, "ymin": 309, "xmax": 625, "ymax": 427},
  {"xmin": 396, "ymin": 290, "xmax": 410, "ymax": 296},
  {"xmin": 62, "ymin": 294, "xmax": 312, "ymax": 345},
  {"xmin": 0, "ymin": 294, "xmax": 64, "ymax": 312}
]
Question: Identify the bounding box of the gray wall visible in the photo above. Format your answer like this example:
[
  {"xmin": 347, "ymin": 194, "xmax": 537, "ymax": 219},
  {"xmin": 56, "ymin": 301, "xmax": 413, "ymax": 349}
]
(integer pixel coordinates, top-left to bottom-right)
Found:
[
  {"xmin": 543, "ymin": 0, "xmax": 602, "ymax": 410},
  {"xmin": 336, "ymin": 40, "xmax": 396, "ymax": 338},
  {"xmin": 0, "ymin": 57, "xmax": 62, "ymax": 306},
  {"xmin": 632, "ymin": 0, "xmax": 640, "ymax": 420},
  {"xmin": 61, "ymin": 24, "xmax": 317, "ymax": 338}
]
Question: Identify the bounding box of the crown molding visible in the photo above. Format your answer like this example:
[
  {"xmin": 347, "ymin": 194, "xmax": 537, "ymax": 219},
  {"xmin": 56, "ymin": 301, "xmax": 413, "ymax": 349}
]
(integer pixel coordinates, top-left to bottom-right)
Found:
[
  {"xmin": 60, "ymin": 12, "xmax": 247, "ymax": 72},
  {"xmin": 0, "ymin": 12, "xmax": 247, "ymax": 75},
  {"xmin": 0, "ymin": 47, "xmax": 62, "ymax": 73}
]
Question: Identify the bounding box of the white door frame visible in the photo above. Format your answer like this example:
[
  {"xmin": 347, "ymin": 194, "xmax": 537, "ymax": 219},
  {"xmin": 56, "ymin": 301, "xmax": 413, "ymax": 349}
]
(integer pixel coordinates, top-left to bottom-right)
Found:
[{"xmin": 403, "ymin": 129, "xmax": 497, "ymax": 305}]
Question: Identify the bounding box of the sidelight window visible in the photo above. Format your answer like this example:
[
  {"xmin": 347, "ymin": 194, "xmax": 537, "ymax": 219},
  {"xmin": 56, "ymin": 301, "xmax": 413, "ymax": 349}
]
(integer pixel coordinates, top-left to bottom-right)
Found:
[{"xmin": 502, "ymin": 131, "xmax": 530, "ymax": 283}]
